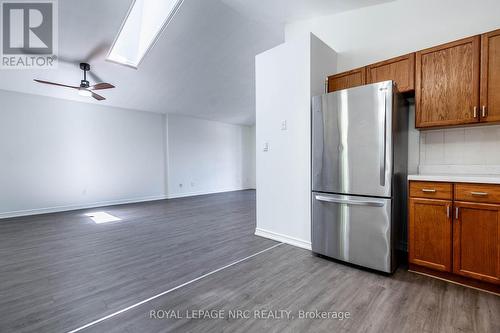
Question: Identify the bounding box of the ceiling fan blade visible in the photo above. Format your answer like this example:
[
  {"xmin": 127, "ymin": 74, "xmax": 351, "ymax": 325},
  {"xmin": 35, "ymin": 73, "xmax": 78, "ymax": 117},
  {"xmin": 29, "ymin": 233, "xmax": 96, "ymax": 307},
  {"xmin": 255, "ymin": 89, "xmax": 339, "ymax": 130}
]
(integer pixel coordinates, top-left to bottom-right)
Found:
[
  {"xmin": 91, "ymin": 92, "xmax": 106, "ymax": 101},
  {"xmin": 88, "ymin": 71, "xmax": 105, "ymax": 84},
  {"xmin": 52, "ymin": 54, "xmax": 77, "ymax": 65},
  {"xmin": 34, "ymin": 79, "xmax": 79, "ymax": 89},
  {"xmin": 52, "ymin": 42, "xmax": 110, "ymax": 65},
  {"xmin": 89, "ymin": 83, "xmax": 115, "ymax": 90},
  {"xmin": 84, "ymin": 42, "xmax": 110, "ymax": 63}
]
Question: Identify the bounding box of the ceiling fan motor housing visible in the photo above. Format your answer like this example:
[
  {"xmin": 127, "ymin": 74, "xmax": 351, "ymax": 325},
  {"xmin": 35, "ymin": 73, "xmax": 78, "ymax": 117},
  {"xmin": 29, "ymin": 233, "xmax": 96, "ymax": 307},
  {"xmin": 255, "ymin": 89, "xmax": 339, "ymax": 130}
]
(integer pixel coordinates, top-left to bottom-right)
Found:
[
  {"xmin": 79, "ymin": 63, "xmax": 90, "ymax": 71},
  {"xmin": 79, "ymin": 63, "xmax": 91, "ymax": 88}
]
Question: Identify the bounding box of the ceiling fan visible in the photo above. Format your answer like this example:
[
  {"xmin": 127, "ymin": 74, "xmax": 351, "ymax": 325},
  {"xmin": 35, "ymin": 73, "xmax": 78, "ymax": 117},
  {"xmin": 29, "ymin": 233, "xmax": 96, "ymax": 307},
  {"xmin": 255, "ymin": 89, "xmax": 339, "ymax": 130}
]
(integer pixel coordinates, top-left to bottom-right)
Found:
[{"xmin": 34, "ymin": 63, "xmax": 115, "ymax": 101}]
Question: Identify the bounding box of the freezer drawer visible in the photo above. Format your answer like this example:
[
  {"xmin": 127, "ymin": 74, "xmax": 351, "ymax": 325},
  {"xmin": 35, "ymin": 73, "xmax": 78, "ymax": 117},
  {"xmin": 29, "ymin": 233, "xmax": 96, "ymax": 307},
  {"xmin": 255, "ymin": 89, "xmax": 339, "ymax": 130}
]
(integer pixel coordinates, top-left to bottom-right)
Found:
[{"xmin": 312, "ymin": 192, "xmax": 393, "ymax": 273}]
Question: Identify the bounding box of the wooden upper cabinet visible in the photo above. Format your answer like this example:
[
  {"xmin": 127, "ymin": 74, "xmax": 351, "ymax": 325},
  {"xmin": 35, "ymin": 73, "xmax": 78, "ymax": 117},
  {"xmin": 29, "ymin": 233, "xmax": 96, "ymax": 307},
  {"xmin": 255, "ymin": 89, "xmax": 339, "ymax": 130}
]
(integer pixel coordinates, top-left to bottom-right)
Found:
[
  {"xmin": 325, "ymin": 29, "xmax": 499, "ymax": 129},
  {"xmin": 480, "ymin": 29, "xmax": 500, "ymax": 123},
  {"xmin": 453, "ymin": 202, "xmax": 500, "ymax": 284},
  {"xmin": 327, "ymin": 67, "xmax": 366, "ymax": 93},
  {"xmin": 409, "ymin": 198, "xmax": 452, "ymax": 272},
  {"xmin": 415, "ymin": 36, "xmax": 481, "ymax": 128},
  {"xmin": 367, "ymin": 53, "xmax": 415, "ymax": 92}
]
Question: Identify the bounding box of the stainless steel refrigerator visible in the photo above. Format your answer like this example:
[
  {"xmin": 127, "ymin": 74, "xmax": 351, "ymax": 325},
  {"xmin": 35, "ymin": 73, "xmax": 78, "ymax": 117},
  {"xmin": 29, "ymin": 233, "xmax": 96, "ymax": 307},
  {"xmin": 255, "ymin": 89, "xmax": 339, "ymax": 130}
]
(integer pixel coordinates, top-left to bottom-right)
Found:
[{"xmin": 311, "ymin": 80, "xmax": 408, "ymax": 273}]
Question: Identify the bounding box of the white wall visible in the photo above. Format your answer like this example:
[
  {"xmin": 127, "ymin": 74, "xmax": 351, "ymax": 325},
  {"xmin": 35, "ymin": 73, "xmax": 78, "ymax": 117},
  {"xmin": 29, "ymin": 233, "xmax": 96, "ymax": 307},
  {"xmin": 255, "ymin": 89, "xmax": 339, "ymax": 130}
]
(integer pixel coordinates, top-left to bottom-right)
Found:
[
  {"xmin": 246, "ymin": 125, "xmax": 256, "ymax": 189},
  {"xmin": 0, "ymin": 90, "xmax": 257, "ymax": 218},
  {"xmin": 0, "ymin": 90, "xmax": 166, "ymax": 218},
  {"xmin": 166, "ymin": 114, "xmax": 255, "ymax": 198},
  {"xmin": 285, "ymin": 0, "xmax": 500, "ymax": 72},
  {"xmin": 255, "ymin": 34, "xmax": 336, "ymax": 249}
]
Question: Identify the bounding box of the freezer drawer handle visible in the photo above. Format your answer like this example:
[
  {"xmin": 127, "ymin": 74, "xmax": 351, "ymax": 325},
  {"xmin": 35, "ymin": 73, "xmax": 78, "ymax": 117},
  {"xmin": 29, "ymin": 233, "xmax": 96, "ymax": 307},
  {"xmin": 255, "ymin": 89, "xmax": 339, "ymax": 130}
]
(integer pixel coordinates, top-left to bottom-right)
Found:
[{"xmin": 315, "ymin": 195, "xmax": 385, "ymax": 207}]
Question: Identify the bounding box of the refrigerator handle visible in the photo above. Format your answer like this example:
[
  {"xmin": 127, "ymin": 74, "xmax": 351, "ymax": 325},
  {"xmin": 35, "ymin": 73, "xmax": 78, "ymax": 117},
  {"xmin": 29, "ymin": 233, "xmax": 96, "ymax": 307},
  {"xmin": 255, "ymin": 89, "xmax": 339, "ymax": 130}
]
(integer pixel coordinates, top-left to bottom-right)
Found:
[
  {"xmin": 379, "ymin": 87, "xmax": 387, "ymax": 186},
  {"xmin": 315, "ymin": 195, "xmax": 385, "ymax": 207}
]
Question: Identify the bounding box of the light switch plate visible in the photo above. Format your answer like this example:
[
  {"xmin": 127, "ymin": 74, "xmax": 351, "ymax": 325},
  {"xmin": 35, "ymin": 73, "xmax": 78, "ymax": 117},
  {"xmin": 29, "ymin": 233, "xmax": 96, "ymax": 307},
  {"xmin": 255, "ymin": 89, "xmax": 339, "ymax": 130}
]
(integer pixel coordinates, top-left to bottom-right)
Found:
[{"xmin": 281, "ymin": 120, "xmax": 287, "ymax": 131}]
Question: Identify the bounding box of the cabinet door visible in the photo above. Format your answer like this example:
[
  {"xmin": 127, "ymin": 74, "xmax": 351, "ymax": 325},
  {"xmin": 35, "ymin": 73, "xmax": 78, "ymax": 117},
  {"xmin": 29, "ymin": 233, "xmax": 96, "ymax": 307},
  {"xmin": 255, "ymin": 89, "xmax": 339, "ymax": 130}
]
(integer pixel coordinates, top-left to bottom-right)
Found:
[
  {"xmin": 453, "ymin": 202, "xmax": 500, "ymax": 284},
  {"xmin": 415, "ymin": 36, "xmax": 480, "ymax": 128},
  {"xmin": 409, "ymin": 198, "xmax": 452, "ymax": 272},
  {"xmin": 367, "ymin": 53, "xmax": 415, "ymax": 92},
  {"xmin": 480, "ymin": 29, "xmax": 500, "ymax": 123},
  {"xmin": 327, "ymin": 67, "xmax": 366, "ymax": 93}
]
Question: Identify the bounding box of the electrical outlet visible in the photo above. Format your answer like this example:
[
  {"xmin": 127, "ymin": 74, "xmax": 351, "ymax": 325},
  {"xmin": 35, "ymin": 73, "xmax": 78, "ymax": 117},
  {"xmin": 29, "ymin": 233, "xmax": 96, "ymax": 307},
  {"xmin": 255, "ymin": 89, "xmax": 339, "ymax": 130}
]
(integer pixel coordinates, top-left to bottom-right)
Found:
[{"xmin": 263, "ymin": 142, "xmax": 269, "ymax": 152}]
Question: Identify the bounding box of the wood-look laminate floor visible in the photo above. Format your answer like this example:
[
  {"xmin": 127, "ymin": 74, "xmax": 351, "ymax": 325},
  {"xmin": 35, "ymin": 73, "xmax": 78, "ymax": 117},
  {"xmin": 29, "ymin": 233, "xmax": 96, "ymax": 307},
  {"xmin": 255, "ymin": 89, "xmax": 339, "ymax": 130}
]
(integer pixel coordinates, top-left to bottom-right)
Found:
[
  {"xmin": 0, "ymin": 190, "xmax": 276, "ymax": 332},
  {"xmin": 1, "ymin": 190, "xmax": 499, "ymax": 333},
  {"xmin": 88, "ymin": 244, "xmax": 500, "ymax": 333}
]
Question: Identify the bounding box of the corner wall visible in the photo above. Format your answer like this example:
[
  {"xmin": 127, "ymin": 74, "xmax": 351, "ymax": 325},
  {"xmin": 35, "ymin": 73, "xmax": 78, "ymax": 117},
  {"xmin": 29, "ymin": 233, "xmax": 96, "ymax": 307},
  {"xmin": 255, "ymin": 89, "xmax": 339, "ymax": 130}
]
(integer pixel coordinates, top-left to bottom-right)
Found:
[
  {"xmin": 0, "ymin": 90, "xmax": 257, "ymax": 218},
  {"xmin": 255, "ymin": 34, "xmax": 337, "ymax": 249},
  {"xmin": 165, "ymin": 114, "xmax": 255, "ymax": 198},
  {"xmin": 0, "ymin": 90, "xmax": 167, "ymax": 218}
]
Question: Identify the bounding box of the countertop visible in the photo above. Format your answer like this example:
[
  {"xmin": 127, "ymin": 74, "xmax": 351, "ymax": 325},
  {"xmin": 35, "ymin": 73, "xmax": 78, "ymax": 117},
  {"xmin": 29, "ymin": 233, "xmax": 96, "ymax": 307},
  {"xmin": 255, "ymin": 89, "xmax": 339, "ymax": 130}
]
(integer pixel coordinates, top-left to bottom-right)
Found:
[{"xmin": 408, "ymin": 174, "xmax": 500, "ymax": 184}]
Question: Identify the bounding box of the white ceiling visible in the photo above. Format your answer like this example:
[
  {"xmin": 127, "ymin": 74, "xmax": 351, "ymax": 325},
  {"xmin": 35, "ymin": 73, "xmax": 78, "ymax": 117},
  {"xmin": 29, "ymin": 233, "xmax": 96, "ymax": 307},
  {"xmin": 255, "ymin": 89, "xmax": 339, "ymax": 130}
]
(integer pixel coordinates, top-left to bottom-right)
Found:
[
  {"xmin": 222, "ymin": 0, "xmax": 395, "ymax": 24},
  {"xmin": 0, "ymin": 0, "xmax": 283, "ymax": 125},
  {"xmin": 0, "ymin": 0, "xmax": 393, "ymax": 125}
]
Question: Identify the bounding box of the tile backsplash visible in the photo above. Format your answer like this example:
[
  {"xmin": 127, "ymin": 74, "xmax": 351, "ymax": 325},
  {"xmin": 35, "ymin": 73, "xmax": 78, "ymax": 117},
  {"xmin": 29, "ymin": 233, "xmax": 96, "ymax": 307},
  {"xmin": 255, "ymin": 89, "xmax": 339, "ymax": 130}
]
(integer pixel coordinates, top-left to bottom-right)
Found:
[{"xmin": 418, "ymin": 125, "xmax": 500, "ymax": 175}]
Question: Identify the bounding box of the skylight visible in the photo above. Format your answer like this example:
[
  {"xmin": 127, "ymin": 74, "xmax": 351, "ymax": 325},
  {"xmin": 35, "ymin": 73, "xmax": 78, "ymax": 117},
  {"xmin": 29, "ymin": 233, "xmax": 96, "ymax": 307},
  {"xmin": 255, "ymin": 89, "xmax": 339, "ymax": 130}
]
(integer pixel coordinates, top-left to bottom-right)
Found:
[
  {"xmin": 85, "ymin": 212, "xmax": 122, "ymax": 224},
  {"xmin": 107, "ymin": 0, "xmax": 184, "ymax": 68}
]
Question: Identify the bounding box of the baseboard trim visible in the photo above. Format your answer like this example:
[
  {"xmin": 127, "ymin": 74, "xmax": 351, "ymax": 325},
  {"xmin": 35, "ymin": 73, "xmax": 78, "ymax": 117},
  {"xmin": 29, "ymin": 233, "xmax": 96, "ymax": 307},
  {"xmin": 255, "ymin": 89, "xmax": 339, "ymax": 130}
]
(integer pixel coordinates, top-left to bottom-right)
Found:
[
  {"xmin": 0, "ymin": 188, "xmax": 257, "ymax": 219},
  {"xmin": 0, "ymin": 195, "xmax": 170, "ymax": 219},
  {"xmin": 255, "ymin": 228, "xmax": 311, "ymax": 250},
  {"xmin": 167, "ymin": 187, "xmax": 254, "ymax": 199}
]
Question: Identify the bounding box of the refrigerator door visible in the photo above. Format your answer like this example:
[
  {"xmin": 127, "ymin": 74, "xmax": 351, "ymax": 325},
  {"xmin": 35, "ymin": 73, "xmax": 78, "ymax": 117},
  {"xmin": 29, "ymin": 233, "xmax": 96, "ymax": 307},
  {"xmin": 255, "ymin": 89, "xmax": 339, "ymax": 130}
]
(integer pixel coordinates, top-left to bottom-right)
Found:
[
  {"xmin": 312, "ymin": 81, "xmax": 393, "ymax": 197},
  {"xmin": 312, "ymin": 192, "xmax": 393, "ymax": 272}
]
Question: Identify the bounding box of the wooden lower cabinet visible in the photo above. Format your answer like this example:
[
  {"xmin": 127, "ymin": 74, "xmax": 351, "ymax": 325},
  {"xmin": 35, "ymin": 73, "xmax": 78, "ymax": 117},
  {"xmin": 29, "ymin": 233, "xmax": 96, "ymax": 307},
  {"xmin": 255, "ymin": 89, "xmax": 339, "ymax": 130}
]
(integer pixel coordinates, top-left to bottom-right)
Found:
[
  {"xmin": 409, "ymin": 181, "xmax": 500, "ymax": 292},
  {"xmin": 453, "ymin": 201, "xmax": 500, "ymax": 284},
  {"xmin": 409, "ymin": 198, "xmax": 452, "ymax": 272}
]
